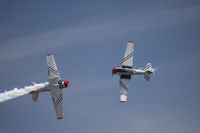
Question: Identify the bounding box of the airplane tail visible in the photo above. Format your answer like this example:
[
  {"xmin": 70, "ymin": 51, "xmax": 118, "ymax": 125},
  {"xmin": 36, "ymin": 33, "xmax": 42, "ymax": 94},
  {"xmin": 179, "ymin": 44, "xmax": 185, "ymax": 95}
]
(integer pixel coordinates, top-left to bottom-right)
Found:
[
  {"xmin": 30, "ymin": 82, "xmax": 39, "ymax": 102},
  {"xmin": 31, "ymin": 92, "xmax": 39, "ymax": 102},
  {"xmin": 144, "ymin": 63, "xmax": 155, "ymax": 81}
]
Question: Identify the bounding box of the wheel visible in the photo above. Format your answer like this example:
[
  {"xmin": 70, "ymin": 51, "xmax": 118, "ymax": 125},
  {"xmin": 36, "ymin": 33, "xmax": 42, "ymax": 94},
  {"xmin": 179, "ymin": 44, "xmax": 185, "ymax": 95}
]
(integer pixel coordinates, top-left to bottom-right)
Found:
[
  {"xmin": 58, "ymin": 80, "xmax": 62, "ymax": 84},
  {"xmin": 59, "ymin": 85, "xmax": 63, "ymax": 89}
]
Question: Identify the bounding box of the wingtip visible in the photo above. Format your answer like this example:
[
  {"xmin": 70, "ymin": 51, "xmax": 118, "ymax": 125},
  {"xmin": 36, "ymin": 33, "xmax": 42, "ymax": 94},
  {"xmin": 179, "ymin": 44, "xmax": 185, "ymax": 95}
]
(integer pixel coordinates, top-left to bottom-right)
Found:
[
  {"xmin": 128, "ymin": 40, "xmax": 134, "ymax": 43},
  {"xmin": 57, "ymin": 117, "xmax": 63, "ymax": 119},
  {"xmin": 120, "ymin": 101, "xmax": 126, "ymax": 104},
  {"xmin": 120, "ymin": 95, "xmax": 127, "ymax": 102}
]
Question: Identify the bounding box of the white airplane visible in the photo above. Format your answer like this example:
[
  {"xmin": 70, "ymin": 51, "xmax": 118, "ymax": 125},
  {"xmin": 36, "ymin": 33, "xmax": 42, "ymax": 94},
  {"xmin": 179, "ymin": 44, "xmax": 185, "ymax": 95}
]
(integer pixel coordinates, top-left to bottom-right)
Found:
[
  {"xmin": 30, "ymin": 53, "xmax": 70, "ymax": 119},
  {"xmin": 112, "ymin": 40, "xmax": 155, "ymax": 103}
]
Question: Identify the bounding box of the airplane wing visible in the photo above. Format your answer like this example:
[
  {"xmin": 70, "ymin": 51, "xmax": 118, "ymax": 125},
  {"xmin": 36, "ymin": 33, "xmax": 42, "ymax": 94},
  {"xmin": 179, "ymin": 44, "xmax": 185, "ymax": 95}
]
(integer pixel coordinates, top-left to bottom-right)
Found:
[
  {"xmin": 119, "ymin": 75, "xmax": 131, "ymax": 103},
  {"xmin": 51, "ymin": 86, "xmax": 63, "ymax": 119},
  {"xmin": 47, "ymin": 53, "xmax": 63, "ymax": 119},
  {"xmin": 47, "ymin": 53, "xmax": 60, "ymax": 80},
  {"xmin": 121, "ymin": 41, "xmax": 134, "ymax": 68}
]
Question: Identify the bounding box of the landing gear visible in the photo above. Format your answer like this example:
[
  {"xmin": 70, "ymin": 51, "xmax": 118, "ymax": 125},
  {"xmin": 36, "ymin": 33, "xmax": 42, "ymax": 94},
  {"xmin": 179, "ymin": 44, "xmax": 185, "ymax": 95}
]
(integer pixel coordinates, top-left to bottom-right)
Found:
[
  {"xmin": 58, "ymin": 80, "xmax": 63, "ymax": 89},
  {"xmin": 58, "ymin": 80, "xmax": 62, "ymax": 84},
  {"xmin": 59, "ymin": 85, "xmax": 63, "ymax": 89}
]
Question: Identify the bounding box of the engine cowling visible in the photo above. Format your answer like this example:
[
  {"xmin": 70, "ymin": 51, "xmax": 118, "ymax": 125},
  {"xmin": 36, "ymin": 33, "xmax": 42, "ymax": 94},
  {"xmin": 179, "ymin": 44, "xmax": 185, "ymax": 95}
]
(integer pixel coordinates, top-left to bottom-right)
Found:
[
  {"xmin": 112, "ymin": 67, "xmax": 117, "ymax": 75},
  {"xmin": 58, "ymin": 80, "xmax": 70, "ymax": 89}
]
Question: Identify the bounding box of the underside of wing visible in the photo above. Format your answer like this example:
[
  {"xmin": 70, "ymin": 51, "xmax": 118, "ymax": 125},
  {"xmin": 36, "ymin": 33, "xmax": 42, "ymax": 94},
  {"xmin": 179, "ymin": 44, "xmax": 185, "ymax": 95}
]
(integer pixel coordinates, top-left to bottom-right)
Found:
[
  {"xmin": 119, "ymin": 75, "xmax": 131, "ymax": 103},
  {"xmin": 121, "ymin": 41, "xmax": 134, "ymax": 68},
  {"xmin": 47, "ymin": 53, "xmax": 60, "ymax": 80},
  {"xmin": 47, "ymin": 53, "xmax": 63, "ymax": 119},
  {"xmin": 51, "ymin": 86, "xmax": 63, "ymax": 119}
]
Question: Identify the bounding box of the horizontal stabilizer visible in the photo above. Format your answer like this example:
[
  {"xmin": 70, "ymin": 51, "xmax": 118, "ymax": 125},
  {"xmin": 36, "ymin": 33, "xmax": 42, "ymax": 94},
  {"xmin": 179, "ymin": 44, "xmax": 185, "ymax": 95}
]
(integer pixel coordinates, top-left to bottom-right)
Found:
[
  {"xmin": 144, "ymin": 72, "xmax": 151, "ymax": 81},
  {"xmin": 144, "ymin": 63, "xmax": 154, "ymax": 81},
  {"xmin": 32, "ymin": 92, "xmax": 39, "ymax": 102}
]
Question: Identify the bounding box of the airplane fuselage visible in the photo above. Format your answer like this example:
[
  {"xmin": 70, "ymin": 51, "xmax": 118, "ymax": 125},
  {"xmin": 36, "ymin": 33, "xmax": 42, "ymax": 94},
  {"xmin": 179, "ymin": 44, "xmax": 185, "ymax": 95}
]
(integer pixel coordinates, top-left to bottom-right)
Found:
[
  {"xmin": 31, "ymin": 79, "xmax": 69, "ymax": 93},
  {"xmin": 32, "ymin": 84, "xmax": 50, "ymax": 93},
  {"xmin": 112, "ymin": 67, "xmax": 145, "ymax": 76}
]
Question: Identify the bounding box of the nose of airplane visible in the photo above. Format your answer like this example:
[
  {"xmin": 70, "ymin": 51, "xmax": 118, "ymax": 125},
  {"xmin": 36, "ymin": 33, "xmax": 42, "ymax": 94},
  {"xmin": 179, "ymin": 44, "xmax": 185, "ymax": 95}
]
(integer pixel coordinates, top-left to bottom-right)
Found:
[
  {"xmin": 63, "ymin": 80, "xmax": 70, "ymax": 87},
  {"xmin": 112, "ymin": 67, "xmax": 117, "ymax": 75}
]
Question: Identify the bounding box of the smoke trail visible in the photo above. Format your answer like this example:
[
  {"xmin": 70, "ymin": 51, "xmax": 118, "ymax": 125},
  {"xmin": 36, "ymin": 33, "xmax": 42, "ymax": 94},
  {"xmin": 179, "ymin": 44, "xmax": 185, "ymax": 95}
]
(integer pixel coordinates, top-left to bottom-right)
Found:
[{"xmin": 0, "ymin": 82, "xmax": 49, "ymax": 103}]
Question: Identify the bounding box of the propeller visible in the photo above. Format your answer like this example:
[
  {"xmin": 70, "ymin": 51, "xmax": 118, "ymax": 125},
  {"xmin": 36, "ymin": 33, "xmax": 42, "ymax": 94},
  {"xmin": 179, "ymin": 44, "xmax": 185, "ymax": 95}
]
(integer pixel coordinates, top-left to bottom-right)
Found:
[{"xmin": 112, "ymin": 67, "xmax": 117, "ymax": 77}]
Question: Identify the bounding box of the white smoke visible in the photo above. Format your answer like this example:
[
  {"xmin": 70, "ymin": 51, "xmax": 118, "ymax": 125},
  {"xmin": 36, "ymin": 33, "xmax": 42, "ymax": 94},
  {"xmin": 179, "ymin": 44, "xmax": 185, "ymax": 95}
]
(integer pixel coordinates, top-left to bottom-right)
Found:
[{"xmin": 0, "ymin": 82, "xmax": 49, "ymax": 103}]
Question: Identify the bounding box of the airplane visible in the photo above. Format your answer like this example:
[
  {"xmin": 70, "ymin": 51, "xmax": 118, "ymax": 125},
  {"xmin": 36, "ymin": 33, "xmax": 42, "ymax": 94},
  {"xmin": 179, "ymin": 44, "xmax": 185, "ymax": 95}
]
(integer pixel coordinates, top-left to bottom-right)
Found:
[
  {"xmin": 112, "ymin": 40, "xmax": 155, "ymax": 103},
  {"xmin": 30, "ymin": 53, "xmax": 70, "ymax": 119}
]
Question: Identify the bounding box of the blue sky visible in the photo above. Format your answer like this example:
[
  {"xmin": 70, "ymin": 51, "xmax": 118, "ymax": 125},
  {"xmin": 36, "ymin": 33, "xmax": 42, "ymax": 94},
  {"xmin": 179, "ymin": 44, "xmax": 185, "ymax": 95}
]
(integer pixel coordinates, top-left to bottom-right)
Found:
[{"xmin": 0, "ymin": 0, "xmax": 200, "ymax": 132}]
